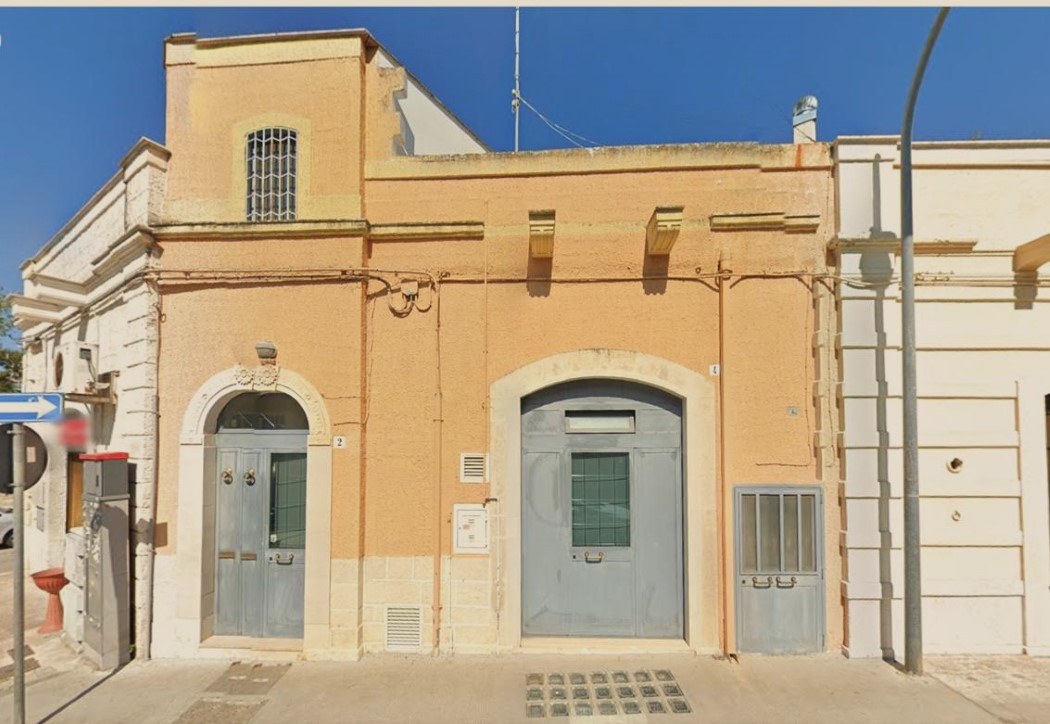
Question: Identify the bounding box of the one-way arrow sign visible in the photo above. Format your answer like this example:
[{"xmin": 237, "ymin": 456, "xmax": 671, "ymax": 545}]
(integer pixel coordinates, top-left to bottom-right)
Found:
[{"xmin": 0, "ymin": 393, "xmax": 63, "ymax": 423}]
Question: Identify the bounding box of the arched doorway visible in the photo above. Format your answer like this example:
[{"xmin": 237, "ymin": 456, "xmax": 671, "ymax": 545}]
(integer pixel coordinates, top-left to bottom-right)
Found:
[
  {"xmin": 213, "ymin": 392, "xmax": 308, "ymax": 638},
  {"xmin": 521, "ymin": 379, "xmax": 685, "ymax": 638}
]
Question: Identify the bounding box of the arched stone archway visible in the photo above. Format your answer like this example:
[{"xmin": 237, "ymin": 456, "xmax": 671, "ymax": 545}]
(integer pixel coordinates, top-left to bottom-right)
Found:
[
  {"xmin": 488, "ymin": 349, "xmax": 719, "ymax": 653},
  {"xmin": 167, "ymin": 364, "xmax": 335, "ymax": 657}
]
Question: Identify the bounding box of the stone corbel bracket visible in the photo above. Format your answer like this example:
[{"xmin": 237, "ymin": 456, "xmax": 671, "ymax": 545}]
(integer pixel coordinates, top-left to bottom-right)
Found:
[
  {"xmin": 710, "ymin": 212, "xmax": 821, "ymax": 234},
  {"xmin": 646, "ymin": 206, "xmax": 684, "ymax": 255},
  {"xmin": 529, "ymin": 210, "xmax": 556, "ymax": 258},
  {"xmin": 1014, "ymin": 232, "xmax": 1050, "ymax": 273}
]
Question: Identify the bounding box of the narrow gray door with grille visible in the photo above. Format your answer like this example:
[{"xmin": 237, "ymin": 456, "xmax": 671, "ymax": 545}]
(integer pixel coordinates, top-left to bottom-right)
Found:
[
  {"xmin": 522, "ymin": 380, "xmax": 684, "ymax": 638},
  {"xmin": 735, "ymin": 487, "xmax": 824, "ymax": 653},
  {"xmin": 215, "ymin": 431, "xmax": 308, "ymax": 638}
]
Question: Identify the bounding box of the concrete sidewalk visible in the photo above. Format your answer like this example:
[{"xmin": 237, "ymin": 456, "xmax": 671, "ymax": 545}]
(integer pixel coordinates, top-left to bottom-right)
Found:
[{"xmin": 4, "ymin": 646, "xmax": 1047, "ymax": 724}]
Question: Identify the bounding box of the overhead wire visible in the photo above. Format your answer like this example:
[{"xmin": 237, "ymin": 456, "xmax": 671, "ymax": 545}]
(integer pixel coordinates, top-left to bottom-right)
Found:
[{"xmin": 515, "ymin": 92, "xmax": 600, "ymax": 148}]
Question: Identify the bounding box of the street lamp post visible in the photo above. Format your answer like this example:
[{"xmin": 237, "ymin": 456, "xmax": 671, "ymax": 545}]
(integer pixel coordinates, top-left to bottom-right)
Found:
[{"xmin": 900, "ymin": 6, "xmax": 950, "ymax": 677}]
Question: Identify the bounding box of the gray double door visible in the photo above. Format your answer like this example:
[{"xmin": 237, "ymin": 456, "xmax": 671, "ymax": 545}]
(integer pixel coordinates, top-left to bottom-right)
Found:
[
  {"xmin": 215, "ymin": 431, "xmax": 307, "ymax": 638},
  {"xmin": 735, "ymin": 487, "xmax": 824, "ymax": 653},
  {"xmin": 522, "ymin": 380, "xmax": 684, "ymax": 638}
]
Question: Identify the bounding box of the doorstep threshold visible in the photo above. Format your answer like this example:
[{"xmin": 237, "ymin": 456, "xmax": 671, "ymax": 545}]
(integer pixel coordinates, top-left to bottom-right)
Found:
[
  {"xmin": 519, "ymin": 637, "xmax": 692, "ymax": 654},
  {"xmin": 200, "ymin": 635, "xmax": 303, "ymax": 652}
]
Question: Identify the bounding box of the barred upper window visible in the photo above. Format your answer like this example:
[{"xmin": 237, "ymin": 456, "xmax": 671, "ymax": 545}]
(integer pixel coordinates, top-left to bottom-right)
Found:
[{"xmin": 246, "ymin": 127, "xmax": 297, "ymax": 222}]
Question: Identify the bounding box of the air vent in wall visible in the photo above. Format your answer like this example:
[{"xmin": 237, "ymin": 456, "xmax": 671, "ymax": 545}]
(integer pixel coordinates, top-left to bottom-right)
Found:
[
  {"xmin": 459, "ymin": 453, "xmax": 488, "ymax": 483},
  {"xmin": 385, "ymin": 605, "xmax": 423, "ymax": 651}
]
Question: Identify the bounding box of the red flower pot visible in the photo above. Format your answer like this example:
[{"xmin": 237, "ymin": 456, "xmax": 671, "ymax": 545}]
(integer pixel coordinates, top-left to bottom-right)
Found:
[{"xmin": 30, "ymin": 568, "xmax": 69, "ymax": 635}]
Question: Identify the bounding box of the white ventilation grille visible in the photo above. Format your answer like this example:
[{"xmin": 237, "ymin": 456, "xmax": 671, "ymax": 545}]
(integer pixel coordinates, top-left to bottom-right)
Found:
[
  {"xmin": 385, "ymin": 606, "xmax": 424, "ymax": 651},
  {"xmin": 459, "ymin": 453, "xmax": 488, "ymax": 483}
]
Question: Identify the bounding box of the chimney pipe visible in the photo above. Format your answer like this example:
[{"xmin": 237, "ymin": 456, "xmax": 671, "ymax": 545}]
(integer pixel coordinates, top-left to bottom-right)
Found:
[{"xmin": 792, "ymin": 95, "xmax": 818, "ymax": 143}]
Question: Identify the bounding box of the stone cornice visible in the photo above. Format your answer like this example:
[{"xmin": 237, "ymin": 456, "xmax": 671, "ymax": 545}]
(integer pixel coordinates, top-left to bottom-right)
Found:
[
  {"xmin": 366, "ymin": 142, "xmax": 832, "ymax": 181},
  {"xmin": 153, "ymin": 219, "xmax": 488, "ymax": 242},
  {"xmin": 837, "ymin": 237, "xmax": 979, "ymax": 255},
  {"xmin": 710, "ymin": 212, "xmax": 821, "ymax": 234},
  {"xmin": 368, "ymin": 221, "xmax": 485, "ymax": 241},
  {"xmin": 153, "ymin": 219, "xmax": 370, "ymax": 241}
]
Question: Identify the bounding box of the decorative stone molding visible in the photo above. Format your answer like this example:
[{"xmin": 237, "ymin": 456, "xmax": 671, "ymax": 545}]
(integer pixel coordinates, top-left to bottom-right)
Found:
[
  {"xmin": 710, "ymin": 212, "xmax": 820, "ymax": 234},
  {"xmin": 181, "ymin": 365, "xmax": 331, "ymax": 445},
  {"xmin": 528, "ymin": 210, "xmax": 556, "ymax": 258},
  {"xmin": 646, "ymin": 206, "xmax": 684, "ymax": 255}
]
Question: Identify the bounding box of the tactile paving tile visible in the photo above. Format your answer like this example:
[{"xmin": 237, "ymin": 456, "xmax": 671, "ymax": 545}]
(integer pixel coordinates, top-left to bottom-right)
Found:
[
  {"xmin": 662, "ymin": 683, "xmax": 684, "ymax": 697},
  {"xmin": 525, "ymin": 669, "xmax": 691, "ymax": 718},
  {"xmin": 647, "ymin": 700, "xmax": 668, "ymax": 714},
  {"xmin": 669, "ymin": 698, "xmax": 692, "ymax": 714}
]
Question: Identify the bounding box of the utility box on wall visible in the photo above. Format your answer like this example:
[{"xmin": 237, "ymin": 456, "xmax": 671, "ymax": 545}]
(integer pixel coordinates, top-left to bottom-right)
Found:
[{"xmin": 80, "ymin": 452, "xmax": 131, "ymax": 671}]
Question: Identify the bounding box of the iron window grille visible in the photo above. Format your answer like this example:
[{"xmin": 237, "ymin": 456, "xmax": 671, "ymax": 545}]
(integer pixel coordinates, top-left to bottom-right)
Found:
[{"xmin": 246, "ymin": 127, "xmax": 297, "ymax": 222}]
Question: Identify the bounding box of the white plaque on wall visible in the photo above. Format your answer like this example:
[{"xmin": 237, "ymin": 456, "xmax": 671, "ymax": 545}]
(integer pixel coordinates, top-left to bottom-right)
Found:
[{"xmin": 453, "ymin": 504, "xmax": 489, "ymax": 554}]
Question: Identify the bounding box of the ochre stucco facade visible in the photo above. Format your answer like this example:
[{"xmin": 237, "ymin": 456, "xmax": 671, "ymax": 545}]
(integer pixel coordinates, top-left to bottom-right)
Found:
[{"xmin": 138, "ymin": 30, "xmax": 843, "ymax": 660}]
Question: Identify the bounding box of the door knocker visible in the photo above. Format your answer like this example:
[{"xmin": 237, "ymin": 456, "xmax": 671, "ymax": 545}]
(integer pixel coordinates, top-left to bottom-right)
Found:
[
  {"xmin": 244, "ymin": 468, "xmax": 256, "ymax": 486},
  {"xmin": 221, "ymin": 468, "xmax": 234, "ymax": 486}
]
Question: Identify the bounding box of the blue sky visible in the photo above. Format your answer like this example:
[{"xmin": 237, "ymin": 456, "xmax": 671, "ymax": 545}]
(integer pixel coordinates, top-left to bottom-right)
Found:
[{"xmin": 1, "ymin": 7, "xmax": 1049, "ymax": 299}]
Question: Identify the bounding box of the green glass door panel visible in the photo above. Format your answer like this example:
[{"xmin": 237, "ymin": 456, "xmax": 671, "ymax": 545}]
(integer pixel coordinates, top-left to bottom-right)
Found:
[
  {"xmin": 570, "ymin": 452, "xmax": 630, "ymax": 547},
  {"xmin": 269, "ymin": 452, "xmax": 307, "ymax": 549}
]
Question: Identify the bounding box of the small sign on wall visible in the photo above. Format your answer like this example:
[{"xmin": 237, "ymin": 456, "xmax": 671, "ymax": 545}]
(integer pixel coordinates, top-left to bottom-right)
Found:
[{"xmin": 453, "ymin": 504, "xmax": 489, "ymax": 555}]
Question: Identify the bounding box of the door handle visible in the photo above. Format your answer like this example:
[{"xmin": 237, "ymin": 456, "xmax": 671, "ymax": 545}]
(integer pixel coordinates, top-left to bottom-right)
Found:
[
  {"xmin": 272, "ymin": 553, "xmax": 295, "ymax": 565},
  {"xmin": 583, "ymin": 551, "xmax": 604, "ymax": 563},
  {"xmin": 775, "ymin": 575, "xmax": 797, "ymax": 588},
  {"xmin": 221, "ymin": 468, "xmax": 234, "ymax": 485},
  {"xmin": 244, "ymin": 468, "xmax": 256, "ymax": 486},
  {"xmin": 751, "ymin": 576, "xmax": 773, "ymax": 589}
]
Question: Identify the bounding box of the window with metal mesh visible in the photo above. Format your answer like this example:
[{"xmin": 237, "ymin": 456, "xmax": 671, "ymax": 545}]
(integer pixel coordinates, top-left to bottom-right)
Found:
[
  {"xmin": 571, "ymin": 452, "xmax": 631, "ymax": 547},
  {"xmin": 246, "ymin": 127, "xmax": 297, "ymax": 222}
]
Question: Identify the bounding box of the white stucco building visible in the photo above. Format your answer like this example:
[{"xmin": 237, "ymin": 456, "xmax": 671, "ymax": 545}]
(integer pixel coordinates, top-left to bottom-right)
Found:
[
  {"xmin": 836, "ymin": 136, "xmax": 1050, "ymax": 656},
  {"xmin": 10, "ymin": 138, "xmax": 170, "ymax": 653}
]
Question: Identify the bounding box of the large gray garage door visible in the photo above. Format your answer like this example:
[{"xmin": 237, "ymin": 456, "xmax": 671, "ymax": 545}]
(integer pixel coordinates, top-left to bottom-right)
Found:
[{"xmin": 521, "ymin": 380, "xmax": 684, "ymax": 638}]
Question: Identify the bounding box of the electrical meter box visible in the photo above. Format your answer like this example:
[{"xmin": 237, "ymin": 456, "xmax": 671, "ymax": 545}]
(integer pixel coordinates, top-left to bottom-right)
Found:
[
  {"xmin": 80, "ymin": 451, "xmax": 131, "ymax": 670},
  {"xmin": 80, "ymin": 452, "xmax": 129, "ymax": 500}
]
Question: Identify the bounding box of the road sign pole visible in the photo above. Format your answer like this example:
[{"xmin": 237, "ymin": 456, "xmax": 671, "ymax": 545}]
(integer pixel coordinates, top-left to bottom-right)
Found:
[{"xmin": 11, "ymin": 423, "xmax": 25, "ymax": 724}]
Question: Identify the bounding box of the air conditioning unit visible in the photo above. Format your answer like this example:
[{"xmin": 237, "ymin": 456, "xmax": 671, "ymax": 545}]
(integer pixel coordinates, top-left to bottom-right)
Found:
[{"xmin": 51, "ymin": 341, "xmax": 98, "ymax": 394}]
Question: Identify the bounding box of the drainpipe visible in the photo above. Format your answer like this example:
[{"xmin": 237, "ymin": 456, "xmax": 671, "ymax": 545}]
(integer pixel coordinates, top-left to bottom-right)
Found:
[
  {"xmin": 716, "ymin": 256, "xmax": 730, "ymax": 654},
  {"xmin": 431, "ymin": 278, "xmax": 444, "ymax": 653},
  {"xmin": 900, "ymin": 7, "xmax": 950, "ymax": 677},
  {"xmin": 139, "ymin": 271, "xmax": 162, "ymax": 659}
]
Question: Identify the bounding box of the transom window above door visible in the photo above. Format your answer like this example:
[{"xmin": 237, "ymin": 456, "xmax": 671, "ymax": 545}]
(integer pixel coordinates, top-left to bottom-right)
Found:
[
  {"xmin": 217, "ymin": 392, "xmax": 308, "ymax": 431},
  {"xmin": 246, "ymin": 127, "xmax": 297, "ymax": 222}
]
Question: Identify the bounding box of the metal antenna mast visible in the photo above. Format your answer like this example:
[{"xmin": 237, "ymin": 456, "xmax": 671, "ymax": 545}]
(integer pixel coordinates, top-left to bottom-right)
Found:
[{"xmin": 513, "ymin": 7, "xmax": 520, "ymax": 151}]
